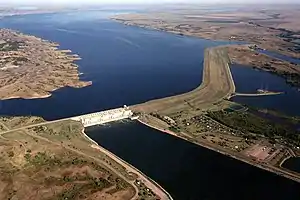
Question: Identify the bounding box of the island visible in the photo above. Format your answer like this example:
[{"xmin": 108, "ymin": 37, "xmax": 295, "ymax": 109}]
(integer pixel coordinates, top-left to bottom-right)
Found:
[{"xmin": 0, "ymin": 29, "xmax": 91, "ymax": 100}]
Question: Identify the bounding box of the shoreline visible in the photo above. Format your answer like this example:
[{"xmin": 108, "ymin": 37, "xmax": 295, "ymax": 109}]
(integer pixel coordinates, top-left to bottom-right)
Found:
[
  {"xmin": 81, "ymin": 128, "xmax": 173, "ymax": 200},
  {"xmin": 280, "ymin": 155, "xmax": 293, "ymax": 167},
  {"xmin": 1, "ymin": 11, "xmax": 298, "ymax": 197},
  {"xmin": 113, "ymin": 17, "xmax": 300, "ymax": 184},
  {"xmin": 111, "ymin": 11, "xmax": 300, "ymax": 59},
  {"xmin": 227, "ymin": 45, "xmax": 300, "ymax": 88},
  {"xmin": 0, "ymin": 81, "xmax": 92, "ymax": 100},
  {"xmin": 112, "ymin": 16, "xmax": 300, "ymax": 87},
  {"xmin": 138, "ymin": 118, "xmax": 300, "ymax": 183},
  {"xmin": 1, "ymin": 94, "xmax": 52, "ymax": 100},
  {"xmin": 0, "ymin": 29, "xmax": 92, "ymax": 100}
]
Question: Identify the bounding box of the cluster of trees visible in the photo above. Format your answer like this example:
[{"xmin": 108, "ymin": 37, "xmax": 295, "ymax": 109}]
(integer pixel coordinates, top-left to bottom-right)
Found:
[
  {"xmin": 207, "ymin": 111, "xmax": 300, "ymax": 146},
  {"xmin": 0, "ymin": 41, "xmax": 22, "ymax": 51},
  {"xmin": 150, "ymin": 112, "xmax": 163, "ymax": 120},
  {"xmin": 169, "ymin": 126, "xmax": 180, "ymax": 133},
  {"xmin": 283, "ymin": 72, "xmax": 300, "ymax": 87},
  {"xmin": 24, "ymin": 152, "xmax": 121, "ymax": 199}
]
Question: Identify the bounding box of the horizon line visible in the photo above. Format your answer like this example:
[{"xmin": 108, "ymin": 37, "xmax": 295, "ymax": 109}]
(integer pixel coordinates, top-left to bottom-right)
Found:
[{"xmin": 1, "ymin": 2, "xmax": 300, "ymax": 7}]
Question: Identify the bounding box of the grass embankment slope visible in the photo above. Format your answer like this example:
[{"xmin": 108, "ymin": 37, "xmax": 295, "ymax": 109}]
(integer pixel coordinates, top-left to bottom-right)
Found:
[
  {"xmin": 132, "ymin": 46, "xmax": 235, "ymax": 115},
  {"xmin": 0, "ymin": 116, "xmax": 139, "ymax": 200}
]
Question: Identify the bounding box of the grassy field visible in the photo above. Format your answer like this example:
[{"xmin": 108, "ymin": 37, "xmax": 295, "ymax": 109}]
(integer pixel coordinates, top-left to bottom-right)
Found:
[
  {"xmin": 207, "ymin": 110, "xmax": 300, "ymax": 146},
  {"xmin": 113, "ymin": 5, "xmax": 300, "ymax": 87},
  {"xmin": 0, "ymin": 117, "xmax": 138, "ymax": 200},
  {"xmin": 112, "ymin": 5, "xmax": 300, "ymax": 58},
  {"xmin": 139, "ymin": 107, "xmax": 300, "ymax": 181}
]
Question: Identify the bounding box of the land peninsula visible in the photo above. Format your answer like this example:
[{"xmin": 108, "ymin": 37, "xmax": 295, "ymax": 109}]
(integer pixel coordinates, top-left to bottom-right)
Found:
[
  {"xmin": 112, "ymin": 5, "xmax": 300, "ymax": 87},
  {"xmin": 112, "ymin": 5, "xmax": 300, "ymax": 183},
  {"xmin": 0, "ymin": 29, "xmax": 91, "ymax": 100}
]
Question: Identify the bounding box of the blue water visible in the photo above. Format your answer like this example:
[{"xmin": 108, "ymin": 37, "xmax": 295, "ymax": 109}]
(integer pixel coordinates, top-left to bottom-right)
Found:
[
  {"xmin": 1, "ymin": 10, "xmax": 300, "ymax": 200},
  {"xmin": 231, "ymin": 64, "xmax": 300, "ymax": 116},
  {"xmin": 0, "ymin": 11, "xmax": 230, "ymax": 120},
  {"xmin": 257, "ymin": 49, "xmax": 300, "ymax": 65},
  {"xmin": 2, "ymin": 11, "xmax": 298, "ymax": 118},
  {"xmin": 87, "ymin": 121, "xmax": 300, "ymax": 200}
]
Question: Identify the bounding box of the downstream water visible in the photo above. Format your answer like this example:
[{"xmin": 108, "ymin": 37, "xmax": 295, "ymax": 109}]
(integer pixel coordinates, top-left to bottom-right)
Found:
[
  {"xmin": 86, "ymin": 121, "xmax": 300, "ymax": 200},
  {"xmin": 1, "ymin": 10, "xmax": 300, "ymax": 200},
  {"xmin": 282, "ymin": 157, "xmax": 300, "ymax": 174}
]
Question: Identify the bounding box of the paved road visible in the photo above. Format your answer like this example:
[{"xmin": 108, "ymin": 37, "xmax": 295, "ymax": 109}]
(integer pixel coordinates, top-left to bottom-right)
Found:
[{"xmin": 0, "ymin": 118, "xmax": 70, "ymax": 135}]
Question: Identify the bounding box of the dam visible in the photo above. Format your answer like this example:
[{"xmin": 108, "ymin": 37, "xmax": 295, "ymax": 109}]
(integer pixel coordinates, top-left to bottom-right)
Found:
[{"xmin": 71, "ymin": 106, "xmax": 133, "ymax": 127}]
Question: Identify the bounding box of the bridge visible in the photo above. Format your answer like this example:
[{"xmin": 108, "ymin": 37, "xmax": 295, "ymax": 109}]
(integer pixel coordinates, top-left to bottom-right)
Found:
[
  {"xmin": 227, "ymin": 91, "xmax": 283, "ymax": 99},
  {"xmin": 71, "ymin": 106, "xmax": 134, "ymax": 127}
]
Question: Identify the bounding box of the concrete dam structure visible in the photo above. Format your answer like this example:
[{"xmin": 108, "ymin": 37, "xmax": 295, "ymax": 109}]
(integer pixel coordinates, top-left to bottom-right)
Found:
[{"xmin": 71, "ymin": 106, "xmax": 133, "ymax": 127}]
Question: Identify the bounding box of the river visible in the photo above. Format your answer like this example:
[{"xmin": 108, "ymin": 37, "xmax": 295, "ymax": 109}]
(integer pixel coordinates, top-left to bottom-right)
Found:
[
  {"xmin": 0, "ymin": 10, "xmax": 300, "ymax": 200},
  {"xmin": 86, "ymin": 121, "xmax": 300, "ymax": 200}
]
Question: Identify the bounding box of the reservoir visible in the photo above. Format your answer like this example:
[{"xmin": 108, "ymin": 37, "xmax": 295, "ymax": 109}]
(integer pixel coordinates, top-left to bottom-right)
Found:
[
  {"xmin": 0, "ymin": 10, "xmax": 300, "ymax": 199},
  {"xmin": 1, "ymin": 11, "xmax": 299, "ymax": 118},
  {"xmin": 0, "ymin": 10, "xmax": 229, "ymax": 119}
]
